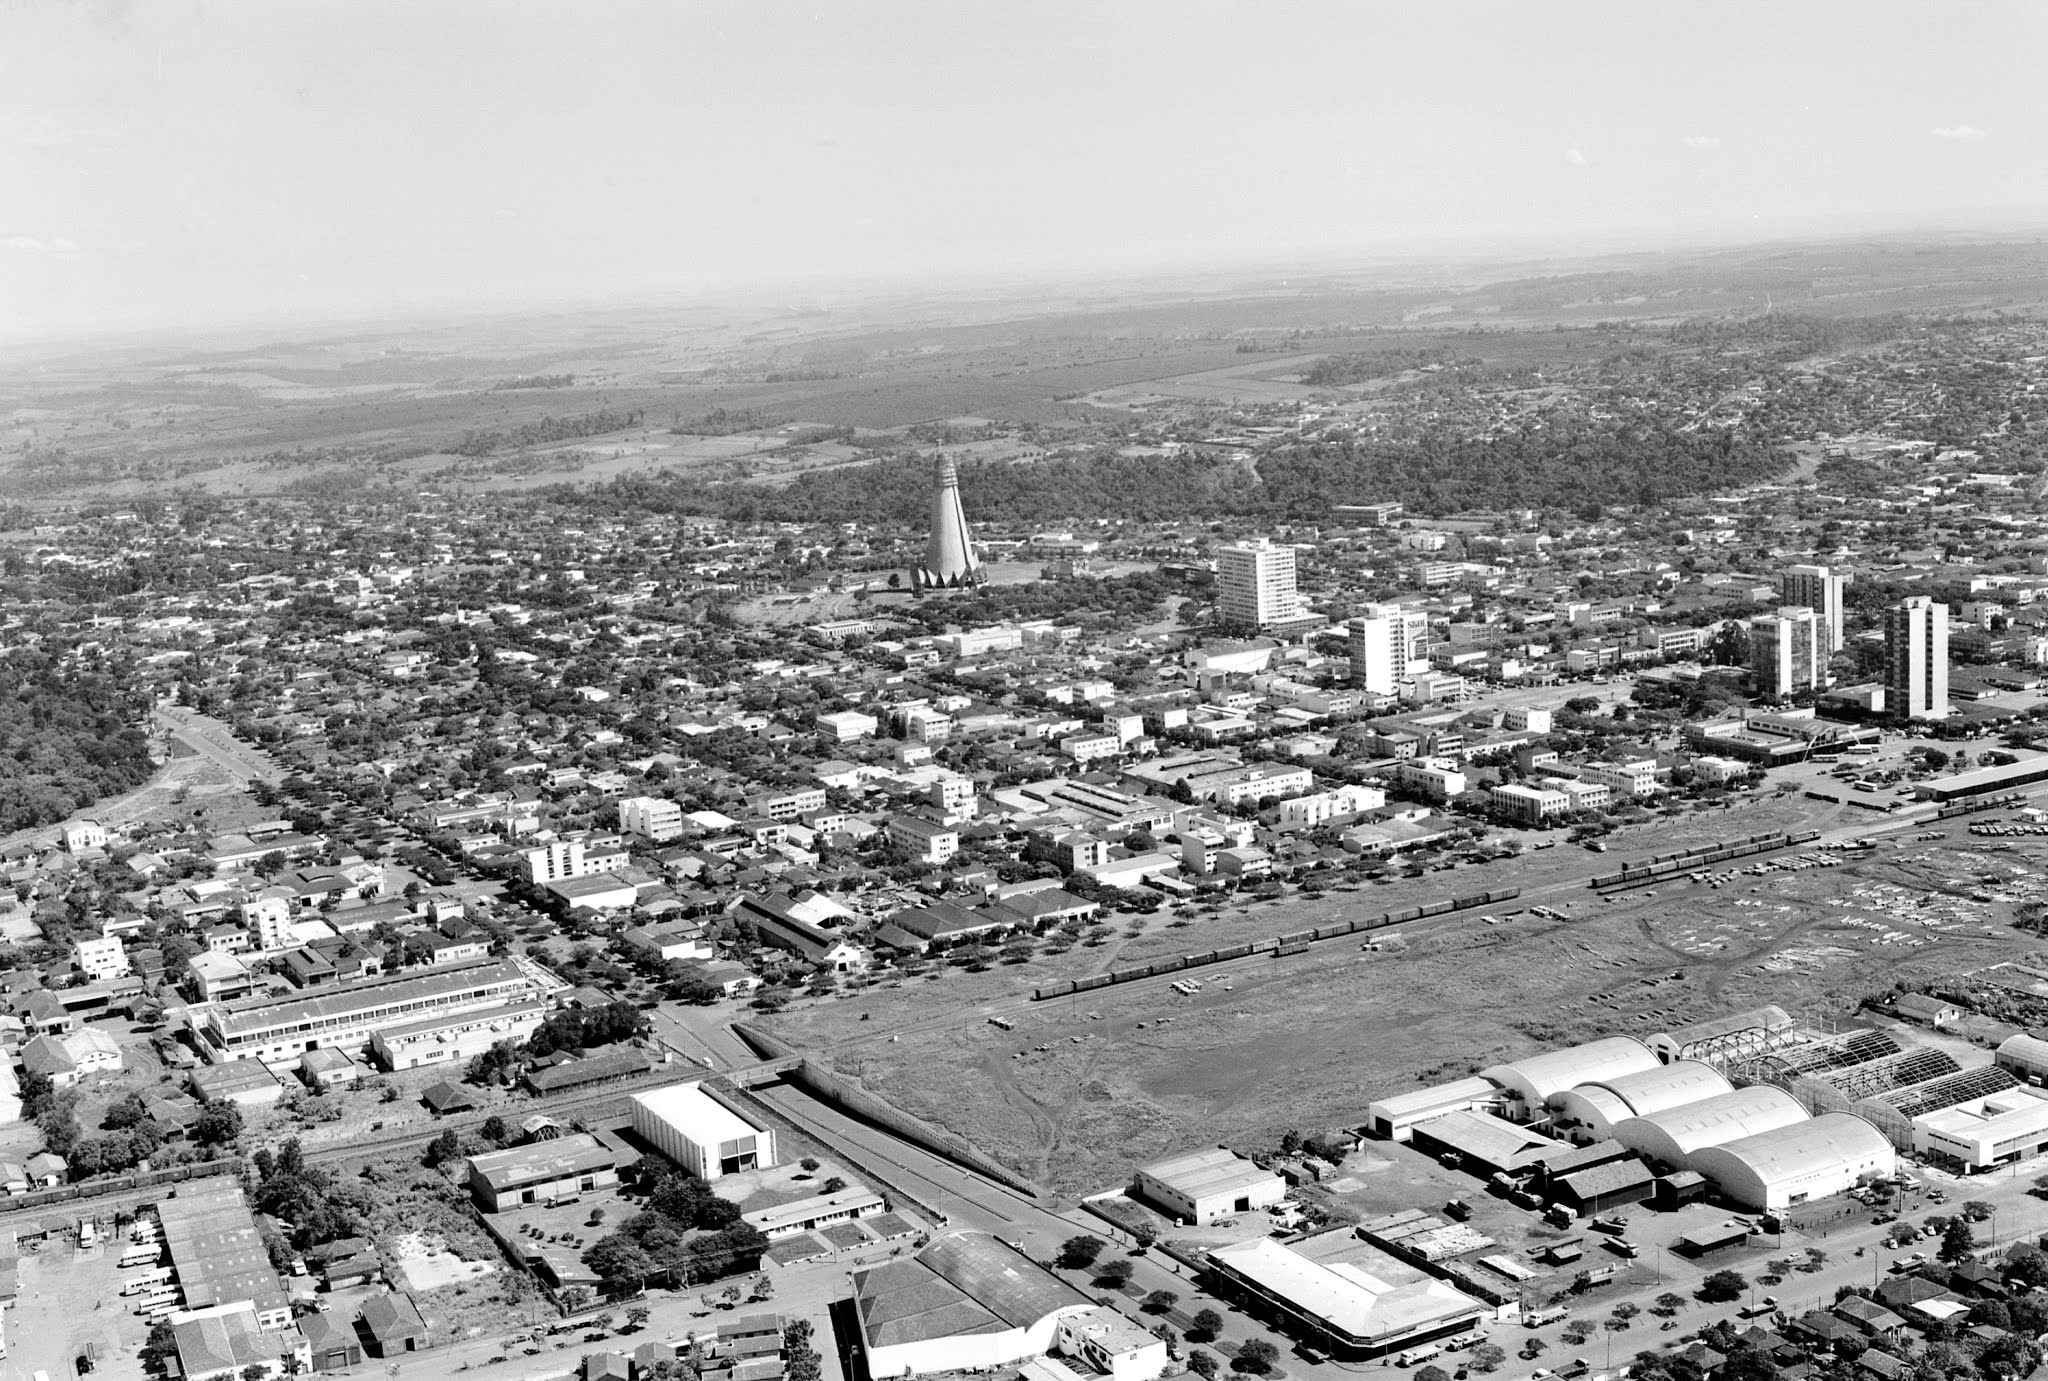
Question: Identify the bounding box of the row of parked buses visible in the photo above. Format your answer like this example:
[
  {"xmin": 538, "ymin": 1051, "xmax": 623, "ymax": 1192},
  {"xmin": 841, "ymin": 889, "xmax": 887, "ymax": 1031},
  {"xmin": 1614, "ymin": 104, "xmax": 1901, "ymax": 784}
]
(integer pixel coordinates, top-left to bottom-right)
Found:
[{"xmin": 1029, "ymin": 888, "xmax": 1523, "ymax": 1000}]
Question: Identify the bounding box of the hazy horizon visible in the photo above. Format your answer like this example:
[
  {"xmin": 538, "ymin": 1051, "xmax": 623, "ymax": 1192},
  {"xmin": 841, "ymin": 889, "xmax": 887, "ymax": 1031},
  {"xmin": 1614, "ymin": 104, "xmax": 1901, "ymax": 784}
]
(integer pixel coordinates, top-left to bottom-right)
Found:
[{"xmin": 7, "ymin": 0, "xmax": 2047, "ymax": 347}]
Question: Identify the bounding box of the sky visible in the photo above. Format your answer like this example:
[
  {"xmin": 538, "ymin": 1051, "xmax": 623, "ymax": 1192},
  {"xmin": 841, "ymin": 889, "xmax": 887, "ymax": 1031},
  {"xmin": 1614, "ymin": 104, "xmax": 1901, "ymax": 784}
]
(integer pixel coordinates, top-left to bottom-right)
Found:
[{"xmin": 3, "ymin": 0, "xmax": 2046, "ymax": 344}]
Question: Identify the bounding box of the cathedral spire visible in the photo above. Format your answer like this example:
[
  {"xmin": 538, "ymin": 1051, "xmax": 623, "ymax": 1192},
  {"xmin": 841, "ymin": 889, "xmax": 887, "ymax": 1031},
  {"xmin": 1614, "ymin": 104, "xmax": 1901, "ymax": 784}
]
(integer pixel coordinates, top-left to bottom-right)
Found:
[{"xmin": 913, "ymin": 455, "xmax": 986, "ymax": 589}]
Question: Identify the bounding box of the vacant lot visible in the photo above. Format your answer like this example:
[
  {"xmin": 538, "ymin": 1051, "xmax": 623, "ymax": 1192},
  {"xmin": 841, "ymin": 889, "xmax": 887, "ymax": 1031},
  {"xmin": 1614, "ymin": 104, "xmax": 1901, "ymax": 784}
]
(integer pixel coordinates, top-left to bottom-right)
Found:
[{"xmin": 764, "ymin": 802, "xmax": 2045, "ymax": 1202}]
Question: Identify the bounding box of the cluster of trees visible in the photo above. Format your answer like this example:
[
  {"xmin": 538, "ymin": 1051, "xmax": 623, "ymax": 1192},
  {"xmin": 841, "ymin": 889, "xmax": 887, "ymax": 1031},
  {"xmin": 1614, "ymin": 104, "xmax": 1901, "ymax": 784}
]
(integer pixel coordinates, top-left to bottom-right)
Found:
[
  {"xmin": 526, "ymin": 1000, "xmax": 650, "ymax": 1059},
  {"xmin": 583, "ymin": 1167, "xmax": 769, "ymax": 1287},
  {"xmin": 452, "ymin": 408, "xmax": 644, "ymax": 457},
  {"xmin": 252, "ymin": 1138, "xmax": 373, "ymax": 1253},
  {"xmin": 0, "ymin": 660, "xmax": 155, "ymax": 832},
  {"xmin": 1302, "ymin": 348, "xmax": 1481, "ymax": 386}
]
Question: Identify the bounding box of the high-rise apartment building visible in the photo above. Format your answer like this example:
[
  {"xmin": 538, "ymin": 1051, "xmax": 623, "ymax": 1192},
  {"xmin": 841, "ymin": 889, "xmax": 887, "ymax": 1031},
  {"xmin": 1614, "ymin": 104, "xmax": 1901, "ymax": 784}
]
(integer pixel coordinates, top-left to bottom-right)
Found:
[
  {"xmin": 1749, "ymin": 607, "xmax": 1824, "ymax": 698},
  {"xmin": 1360, "ymin": 601, "xmax": 1431, "ymax": 666},
  {"xmin": 1781, "ymin": 565, "xmax": 1844, "ymax": 654},
  {"xmin": 1885, "ymin": 596, "xmax": 1949, "ymax": 720},
  {"xmin": 1347, "ymin": 615, "xmax": 1397, "ymax": 693},
  {"xmin": 1215, "ymin": 538, "xmax": 1302, "ymax": 630}
]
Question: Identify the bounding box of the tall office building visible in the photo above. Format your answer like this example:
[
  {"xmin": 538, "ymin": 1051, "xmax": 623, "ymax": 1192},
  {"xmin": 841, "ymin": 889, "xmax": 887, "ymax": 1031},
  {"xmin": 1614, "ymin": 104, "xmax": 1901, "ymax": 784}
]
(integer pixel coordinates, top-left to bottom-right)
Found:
[
  {"xmin": 1360, "ymin": 601, "xmax": 1431, "ymax": 667},
  {"xmin": 913, "ymin": 456, "xmax": 986, "ymax": 590},
  {"xmin": 1884, "ymin": 596, "xmax": 1950, "ymax": 720},
  {"xmin": 1749, "ymin": 607, "xmax": 1824, "ymax": 698},
  {"xmin": 1214, "ymin": 538, "xmax": 1302, "ymax": 630},
  {"xmin": 1781, "ymin": 565, "xmax": 1844, "ymax": 655},
  {"xmin": 1347, "ymin": 615, "xmax": 1397, "ymax": 694}
]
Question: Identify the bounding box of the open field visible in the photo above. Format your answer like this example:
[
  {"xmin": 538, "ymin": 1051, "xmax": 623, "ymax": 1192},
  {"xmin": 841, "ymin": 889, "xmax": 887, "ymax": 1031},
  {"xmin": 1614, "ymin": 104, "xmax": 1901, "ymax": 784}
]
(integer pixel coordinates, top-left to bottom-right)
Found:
[
  {"xmin": 14, "ymin": 238, "xmax": 2048, "ymax": 499},
  {"xmin": 759, "ymin": 796, "xmax": 2048, "ymax": 1201}
]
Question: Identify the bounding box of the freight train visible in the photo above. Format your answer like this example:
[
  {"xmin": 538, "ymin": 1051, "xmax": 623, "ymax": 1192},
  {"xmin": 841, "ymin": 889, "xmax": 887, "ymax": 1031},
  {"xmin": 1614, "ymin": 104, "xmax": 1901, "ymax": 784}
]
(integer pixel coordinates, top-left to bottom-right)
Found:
[{"xmin": 1586, "ymin": 829, "xmax": 1820, "ymax": 890}]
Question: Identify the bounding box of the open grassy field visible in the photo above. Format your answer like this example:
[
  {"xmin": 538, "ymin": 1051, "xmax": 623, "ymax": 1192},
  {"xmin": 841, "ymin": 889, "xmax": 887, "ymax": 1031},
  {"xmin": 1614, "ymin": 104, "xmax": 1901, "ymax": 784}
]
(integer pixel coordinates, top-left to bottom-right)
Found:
[{"xmin": 758, "ymin": 796, "xmax": 2048, "ymax": 1202}]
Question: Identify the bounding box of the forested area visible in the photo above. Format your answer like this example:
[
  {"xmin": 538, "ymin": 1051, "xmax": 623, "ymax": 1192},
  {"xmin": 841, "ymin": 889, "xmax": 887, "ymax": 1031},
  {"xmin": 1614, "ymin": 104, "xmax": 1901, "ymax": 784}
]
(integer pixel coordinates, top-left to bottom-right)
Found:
[
  {"xmin": 0, "ymin": 661, "xmax": 155, "ymax": 833},
  {"xmin": 586, "ymin": 415, "xmax": 1789, "ymax": 525}
]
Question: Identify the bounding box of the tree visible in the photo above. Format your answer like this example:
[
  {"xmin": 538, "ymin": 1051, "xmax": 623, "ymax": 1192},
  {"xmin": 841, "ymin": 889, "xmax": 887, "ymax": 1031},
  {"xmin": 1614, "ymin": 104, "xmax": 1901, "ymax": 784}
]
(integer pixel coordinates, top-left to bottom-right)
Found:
[
  {"xmin": 1058, "ymin": 1235, "xmax": 1105, "ymax": 1270},
  {"xmin": 191, "ymin": 1101, "xmax": 243, "ymax": 1148},
  {"xmin": 1189, "ymin": 1308, "xmax": 1224, "ymax": 1340},
  {"xmin": 800, "ymin": 1157, "xmax": 821, "ymax": 1174},
  {"xmin": 1144, "ymin": 1289, "xmax": 1180, "ymax": 1314},
  {"xmin": 624, "ymin": 1303, "xmax": 652, "ymax": 1331},
  {"xmin": 1471, "ymin": 1344, "xmax": 1507, "ymax": 1373},
  {"xmin": 479, "ymin": 1114, "xmax": 510, "ymax": 1145},
  {"xmin": 822, "ymin": 1176, "xmax": 847, "ymax": 1194},
  {"xmin": 786, "ymin": 1319, "xmax": 824, "ymax": 1381},
  {"xmin": 1939, "ymin": 1216, "xmax": 1977, "ymax": 1265},
  {"xmin": 422, "ymin": 1129, "xmax": 462, "ymax": 1169},
  {"xmin": 1699, "ymin": 1269, "xmax": 1747, "ymax": 1303},
  {"xmin": 1187, "ymin": 1350, "xmax": 1218, "ymax": 1379},
  {"xmin": 1232, "ymin": 1339, "xmax": 1280, "ymax": 1374},
  {"xmin": 1413, "ymin": 1367, "xmax": 1450, "ymax": 1381},
  {"xmin": 243, "ymin": 1364, "xmax": 270, "ymax": 1381},
  {"xmin": 1095, "ymin": 1259, "xmax": 1135, "ymax": 1288}
]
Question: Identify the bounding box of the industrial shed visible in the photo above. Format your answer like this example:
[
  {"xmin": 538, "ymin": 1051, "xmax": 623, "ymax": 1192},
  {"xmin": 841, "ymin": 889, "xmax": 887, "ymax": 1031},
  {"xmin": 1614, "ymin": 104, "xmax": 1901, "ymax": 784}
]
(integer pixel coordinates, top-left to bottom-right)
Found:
[
  {"xmin": 1995, "ymin": 1032, "xmax": 2048, "ymax": 1085},
  {"xmin": 850, "ymin": 1231, "xmax": 1093, "ymax": 1377},
  {"xmin": 1688, "ymin": 1113, "xmax": 1895, "ymax": 1210},
  {"xmin": 1611, "ymin": 1086, "xmax": 1809, "ymax": 1171},
  {"xmin": 1649, "ymin": 1007, "xmax": 1797, "ymax": 1066},
  {"xmin": 1205, "ymin": 1237, "xmax": 1489, "ymax": 1359},
  {"xmin": 1132, "ymin": 1147, "xmax": 1286, "ymax": 1226},
  {"xmin": 630, "ymin": 1081, "xmax": 777, "ymax": 1182},
  {"xmin": 1481, "ymin": 1038, "xmax": 1658, "ymax": 1111},
  {"xmin": 1551, "ymin": 1158, "xmax": 1657, "ymax": 1216},
  {"xmin": 1365, "ymin": 1078, "xmax": 1503, "ymax": 1143},
  {"xmin": 1408, "ymin": 1110, "xmax": 1565, "ymax": 1176},
  {"xmin": 1552, "ymin": 1062, "xmax": 1732, "ymax": 1141}
]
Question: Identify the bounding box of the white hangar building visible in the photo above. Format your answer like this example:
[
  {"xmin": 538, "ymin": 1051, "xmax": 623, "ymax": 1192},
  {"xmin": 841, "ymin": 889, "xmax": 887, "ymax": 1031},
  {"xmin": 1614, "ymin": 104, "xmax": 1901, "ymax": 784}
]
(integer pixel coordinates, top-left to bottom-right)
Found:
[
  {"xmin": 1551, "ymin": 1061, "xmax": 1732, "ymax": 1142},
  {"xmin": 1482, "ymin": 1037, "xmax": 1659, "ymax": 1114},
  {"xmin": 1689, "ymin": 1113, "xmax": 1895, "ymax": 1210},
  {"xmin": 1611, "ymin": 1085, "xmax": 1809, "ymax": 1170}
]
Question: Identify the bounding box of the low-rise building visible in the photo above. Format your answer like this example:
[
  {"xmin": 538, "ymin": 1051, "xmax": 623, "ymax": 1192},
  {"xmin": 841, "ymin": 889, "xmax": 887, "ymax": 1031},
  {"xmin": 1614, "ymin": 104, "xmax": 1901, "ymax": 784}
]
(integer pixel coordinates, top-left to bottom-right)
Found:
[
  {"xmin": 630, "ymin": 1081, "xmax": 778, "ymax": 1181},
  {"xmin": 1132, "ymin": 1147, "xmax": 1286, "ymax": 1226},
  {"xmin": 466, "ymin": 1133, "xmax": 619, "ymax": 1212}
]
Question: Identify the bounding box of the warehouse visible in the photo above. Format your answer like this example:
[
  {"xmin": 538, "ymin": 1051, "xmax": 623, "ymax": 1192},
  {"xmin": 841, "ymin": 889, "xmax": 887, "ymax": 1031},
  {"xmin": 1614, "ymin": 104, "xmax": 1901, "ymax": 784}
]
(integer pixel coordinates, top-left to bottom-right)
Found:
[
  {"xmin": 1204, "ymin": 1237, "xmax": 1489, "ymax": 1358},
  {"xmin": 630, "ymin": 1081, "xmax": 777, "ymax": 1181},
  {"xmin": 1407, "ymin": 1110, "xmax": 1565, "ymax": 1176},
  {"xmin": 1912, "ymin": 755, "xmax": 2048, "ymax": 803},
  {"xmin": 1995, "ymin": 1032, "xmax": 2048, "ymax": 1085},
  {"xmin": 1611, "ymin": 1086, "xmax": 1809, "ymax": 1171},
  {"xmin": 466, "ymin": 1133, "xmax": 619, "ymax": 1212},
  {"xmin": 1912, "ymin": 1087, "xmax": 2048, "ymax": 1171},
  {"xmin": 850, "ymin": 1231, "xmax": 1093, "ymax": 1377},
  {"xmin": 1482, "ymin": 1038, "xmax": 1658, "ymax": 1113},
  {"xmin": 1365, "ymin": 1078, "xmax": 1503, "ymax": 1143},
  {"xmin": 1688, "ymin": 1113, "xmax": 1895, "ymax": 1210},
  {"xmin": 1549, "ymin": 1158, "xmax": 1658, "ymax": 1216},
  {"xmin": 159, "ymin": 1180, "xmax": 292, "ymax": 1330},
  {"xmin": 1551, "ymin": 1061, "xmax": 1732, "ymax": 1141},
  {"xmin": 1132, "ymin": 1147, "xmax": 1286, "ymax": 1226}
]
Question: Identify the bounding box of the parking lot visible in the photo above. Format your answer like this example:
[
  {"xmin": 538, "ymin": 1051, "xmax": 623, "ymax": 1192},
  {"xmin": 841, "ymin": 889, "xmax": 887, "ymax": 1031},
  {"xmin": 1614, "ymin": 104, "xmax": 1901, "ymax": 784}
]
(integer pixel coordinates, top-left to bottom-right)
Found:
[{"xmin": 6, "ymin": 1229, "xmax": 151, "ymax": 1381}]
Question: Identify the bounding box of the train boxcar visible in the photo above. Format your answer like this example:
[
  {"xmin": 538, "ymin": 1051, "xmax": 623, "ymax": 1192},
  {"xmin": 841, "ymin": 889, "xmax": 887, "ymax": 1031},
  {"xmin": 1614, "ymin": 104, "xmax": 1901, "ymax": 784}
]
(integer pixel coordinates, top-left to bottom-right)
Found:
[
  {"xmin": 1216, "ymin": 943, "xmax": 1254, "ymax": 962},
  {"xmin": 1278, "ymin": 929, "xmax": 1316, "ymax": 946},
  {"xmin": 1274, "ymin": 941, "xmax": 1309, "ymax": 957}
]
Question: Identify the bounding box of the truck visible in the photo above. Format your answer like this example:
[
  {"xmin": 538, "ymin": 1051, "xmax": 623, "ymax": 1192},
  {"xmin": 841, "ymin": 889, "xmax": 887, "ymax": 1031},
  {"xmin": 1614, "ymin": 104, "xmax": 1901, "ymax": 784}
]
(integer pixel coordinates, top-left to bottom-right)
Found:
[
  {"xmin": 1524, "ymin": 1308, "xmax": 1569, "ymax": 1328},
  {"xmin": 1543, "ymin": 1205, "xmax": 1574, "ymax": 1229}
]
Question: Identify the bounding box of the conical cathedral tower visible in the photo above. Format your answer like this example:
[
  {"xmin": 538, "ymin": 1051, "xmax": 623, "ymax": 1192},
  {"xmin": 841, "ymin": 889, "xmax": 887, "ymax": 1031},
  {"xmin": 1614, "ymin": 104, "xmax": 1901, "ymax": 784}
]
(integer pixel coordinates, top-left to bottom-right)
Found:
[{"xmin": 913, "ymin": 456, "xmax": 986, "ymax": 590}]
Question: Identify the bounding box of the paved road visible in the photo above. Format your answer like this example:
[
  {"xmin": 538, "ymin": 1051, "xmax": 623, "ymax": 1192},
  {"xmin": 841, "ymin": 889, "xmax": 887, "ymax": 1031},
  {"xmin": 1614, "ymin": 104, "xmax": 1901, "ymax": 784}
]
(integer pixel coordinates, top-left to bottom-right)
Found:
[{"xmin": 153, "ymin": 706, "xmax": 284, "ymax": 783}]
